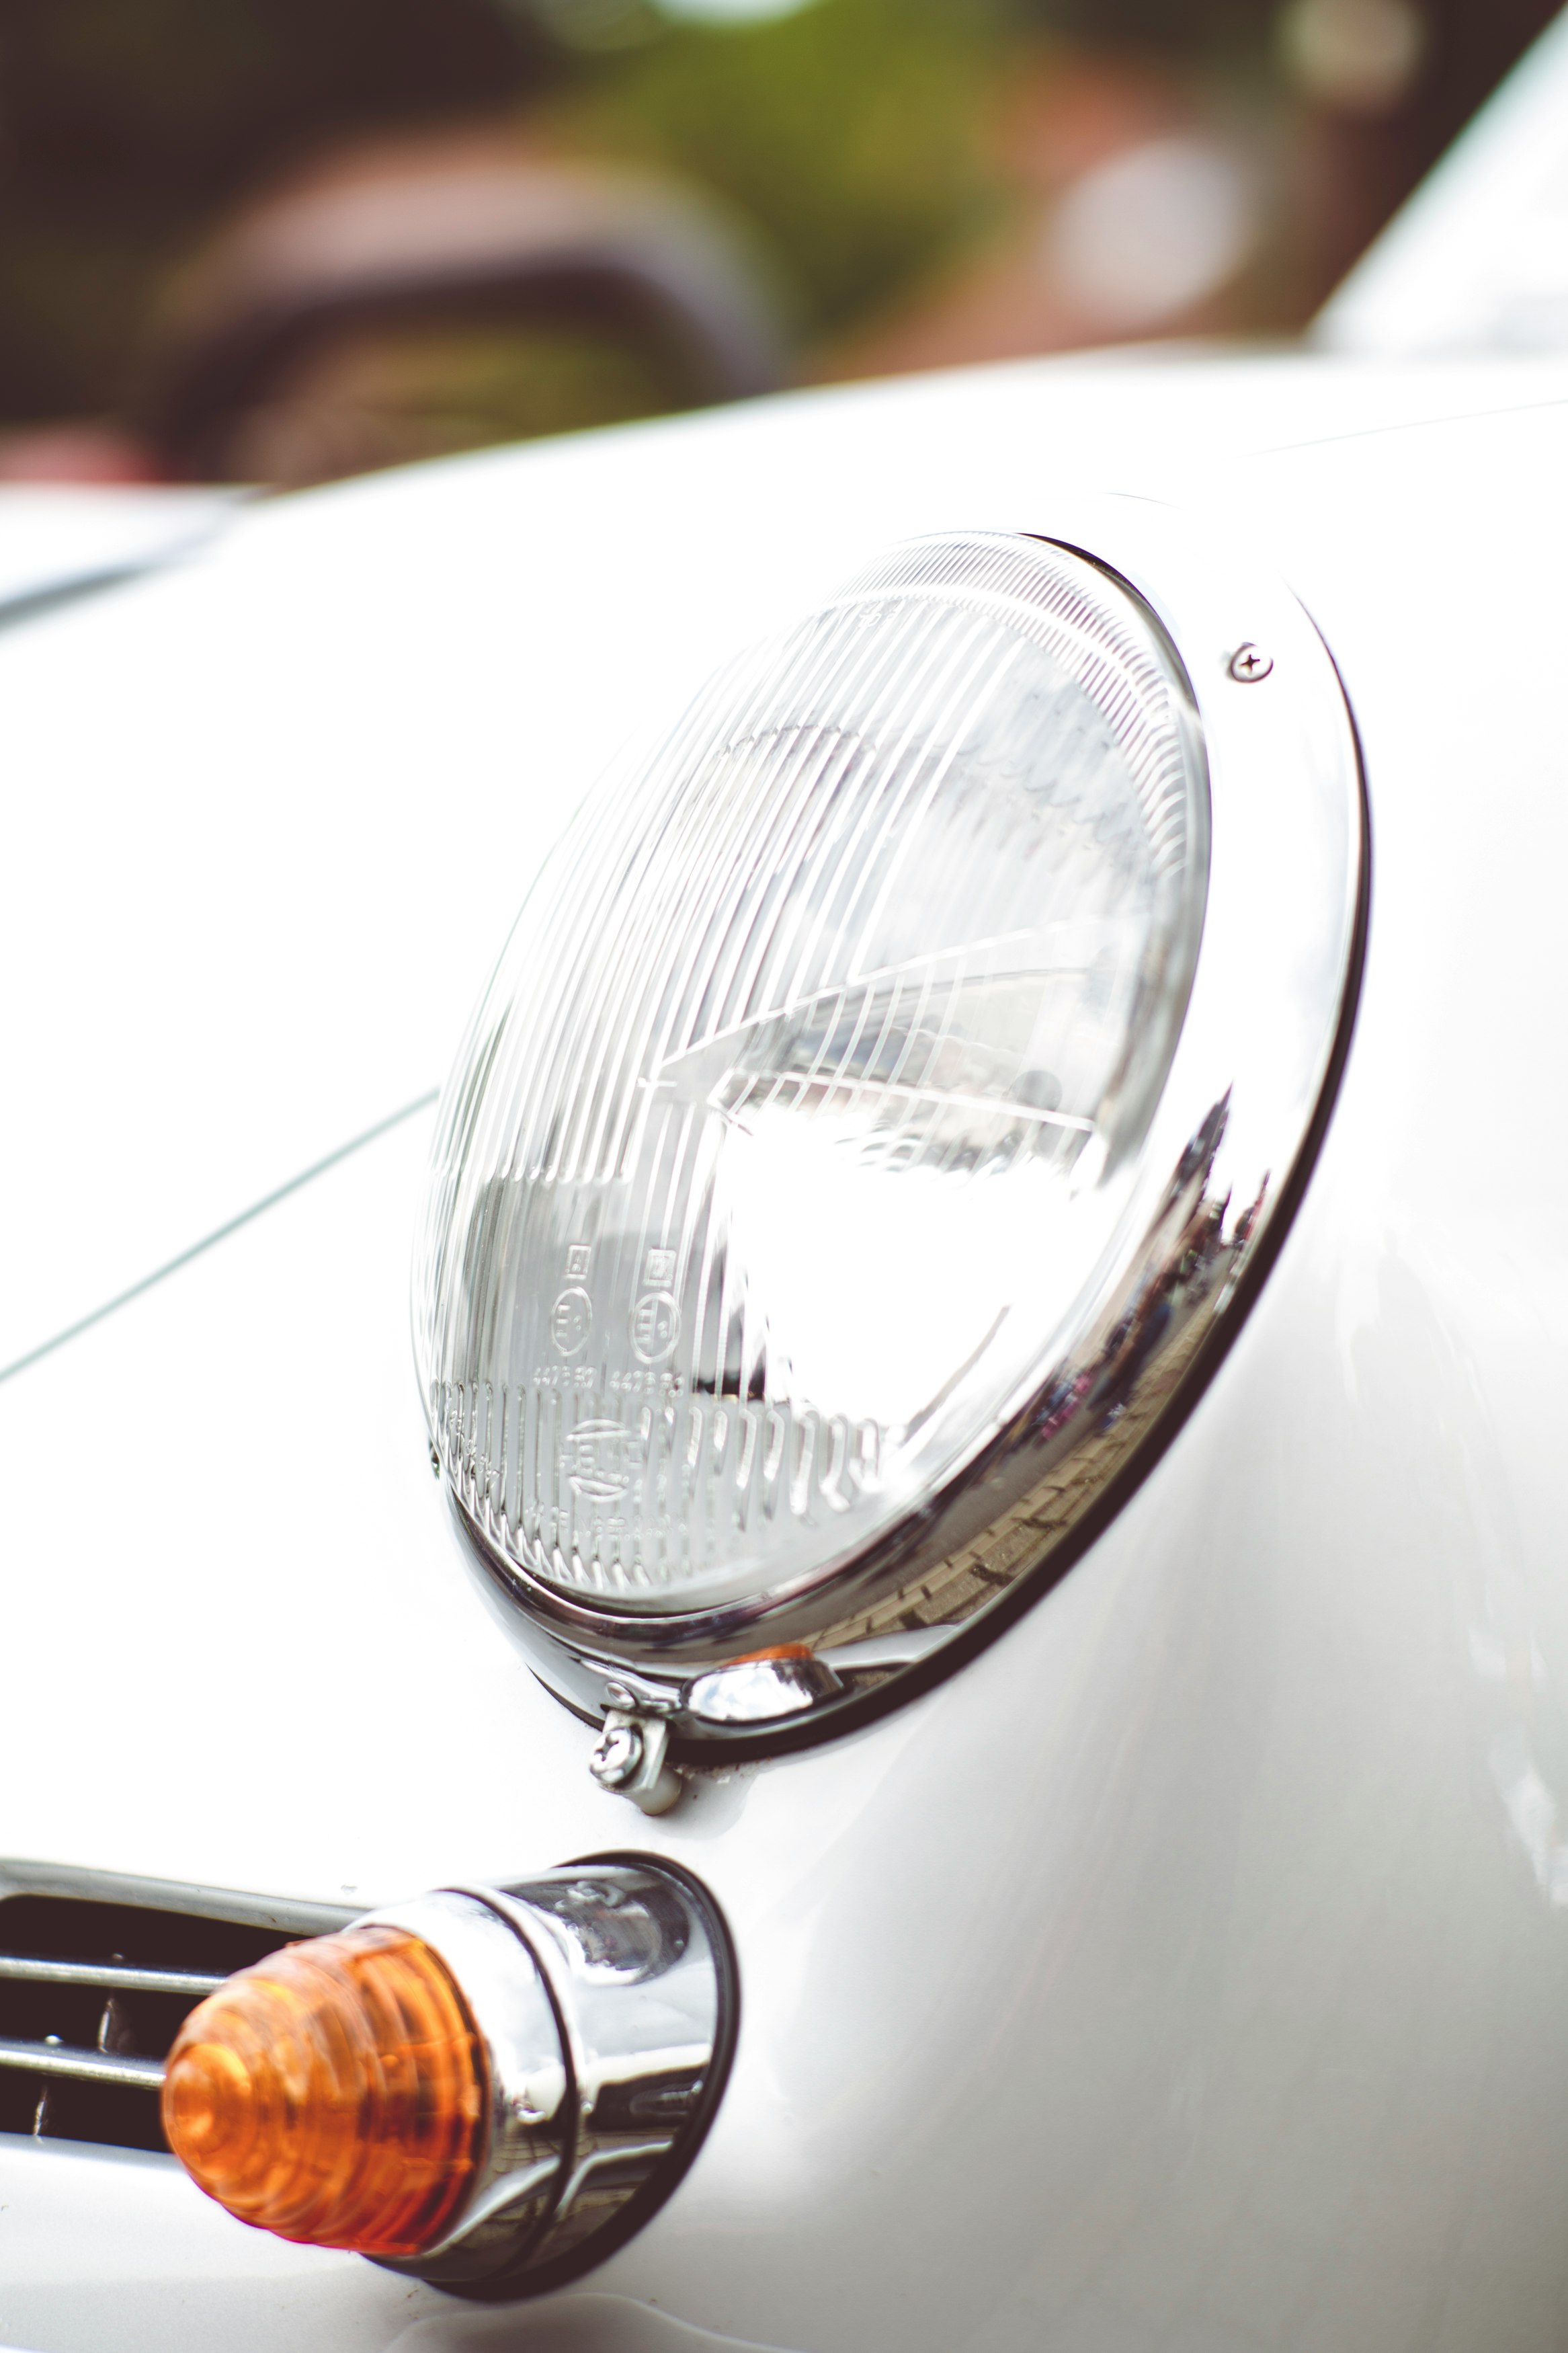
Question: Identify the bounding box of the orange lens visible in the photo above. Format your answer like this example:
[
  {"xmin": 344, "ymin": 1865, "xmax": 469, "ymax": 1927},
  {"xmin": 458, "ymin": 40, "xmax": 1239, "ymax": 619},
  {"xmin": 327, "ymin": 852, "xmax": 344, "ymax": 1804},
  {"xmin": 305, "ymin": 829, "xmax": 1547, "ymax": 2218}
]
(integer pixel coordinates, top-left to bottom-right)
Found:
[{"xmin": 161, "ymin": 1927, "xmax": 488, "ymax": 2256}]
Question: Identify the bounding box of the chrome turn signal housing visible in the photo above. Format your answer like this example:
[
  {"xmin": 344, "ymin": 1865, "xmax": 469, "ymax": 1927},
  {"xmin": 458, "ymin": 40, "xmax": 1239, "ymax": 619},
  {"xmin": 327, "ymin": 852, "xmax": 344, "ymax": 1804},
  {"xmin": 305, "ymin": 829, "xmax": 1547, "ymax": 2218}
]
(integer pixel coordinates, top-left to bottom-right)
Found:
[
  {"xmin": 415, "ymin": 502, "xmax": 1364, "ymax": 1751},
  {"xmin": 163, "ymin": 1864, "xmax": 732, "ymax": 2295}
]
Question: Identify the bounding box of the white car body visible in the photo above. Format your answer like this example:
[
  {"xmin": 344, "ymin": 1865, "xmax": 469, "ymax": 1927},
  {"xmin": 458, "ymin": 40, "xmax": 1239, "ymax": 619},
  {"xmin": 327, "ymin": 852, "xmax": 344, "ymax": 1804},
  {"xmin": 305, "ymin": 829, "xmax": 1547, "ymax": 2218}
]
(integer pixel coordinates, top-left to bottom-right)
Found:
[{"xmin": 5, "ymin": 26, "xmax": 1568, "ymax": 2352}]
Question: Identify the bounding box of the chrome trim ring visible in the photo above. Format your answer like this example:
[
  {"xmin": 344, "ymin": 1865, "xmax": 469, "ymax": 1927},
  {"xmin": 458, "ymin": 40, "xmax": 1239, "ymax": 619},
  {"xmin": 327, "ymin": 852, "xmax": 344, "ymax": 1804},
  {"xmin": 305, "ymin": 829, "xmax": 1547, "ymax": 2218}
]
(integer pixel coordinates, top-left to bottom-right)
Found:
[
  {"xmin": 369, "ymin": 1861, "xmax": 734, "ymax": 2297},
  {"xmin": 446, "ymin": 495, "xmax": 1366, "ymax": 1755},
  {"xmin": 358, "ymin": 1888, "xmax": 571, "ymax": 2286}
]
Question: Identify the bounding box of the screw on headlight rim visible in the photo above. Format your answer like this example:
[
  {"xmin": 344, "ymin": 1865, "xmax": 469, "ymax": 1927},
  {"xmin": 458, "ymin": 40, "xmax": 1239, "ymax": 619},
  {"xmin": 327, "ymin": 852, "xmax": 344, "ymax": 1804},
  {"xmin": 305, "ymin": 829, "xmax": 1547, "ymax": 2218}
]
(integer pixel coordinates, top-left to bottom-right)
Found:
[{"xmin": 1229, "ymin": 642, "xmax": 1274, "ymax": 682}]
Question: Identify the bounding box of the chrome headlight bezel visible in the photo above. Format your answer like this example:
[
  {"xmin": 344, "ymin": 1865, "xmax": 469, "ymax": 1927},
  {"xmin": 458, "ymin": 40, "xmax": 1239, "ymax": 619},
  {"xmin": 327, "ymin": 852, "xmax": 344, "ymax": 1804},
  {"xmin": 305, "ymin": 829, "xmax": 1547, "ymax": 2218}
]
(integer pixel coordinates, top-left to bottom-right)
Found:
[{"xmin": 425, "ymin": 494, "xmax": 1365, "ymax": 1756}]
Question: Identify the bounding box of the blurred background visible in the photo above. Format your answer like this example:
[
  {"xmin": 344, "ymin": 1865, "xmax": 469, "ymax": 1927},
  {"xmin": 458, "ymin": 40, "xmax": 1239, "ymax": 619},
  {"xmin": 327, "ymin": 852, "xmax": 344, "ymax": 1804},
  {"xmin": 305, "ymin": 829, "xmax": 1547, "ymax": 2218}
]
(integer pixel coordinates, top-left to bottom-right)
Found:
[{"xmin": 0, "ymin": 0, "xmax": 1557, "ymax": 490}]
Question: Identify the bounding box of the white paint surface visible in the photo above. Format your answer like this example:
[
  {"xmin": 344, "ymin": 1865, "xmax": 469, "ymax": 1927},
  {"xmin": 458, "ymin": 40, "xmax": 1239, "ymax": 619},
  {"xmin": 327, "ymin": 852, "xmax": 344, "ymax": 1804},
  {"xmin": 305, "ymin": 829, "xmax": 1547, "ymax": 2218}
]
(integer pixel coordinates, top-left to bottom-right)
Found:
[
  {"xmin": 0, "ymin": 487, "xmax": 235, "ymax": 608},
  {"xmin": 5, "ymin": 356, "xmax": 1568, "ymax": 2349}
]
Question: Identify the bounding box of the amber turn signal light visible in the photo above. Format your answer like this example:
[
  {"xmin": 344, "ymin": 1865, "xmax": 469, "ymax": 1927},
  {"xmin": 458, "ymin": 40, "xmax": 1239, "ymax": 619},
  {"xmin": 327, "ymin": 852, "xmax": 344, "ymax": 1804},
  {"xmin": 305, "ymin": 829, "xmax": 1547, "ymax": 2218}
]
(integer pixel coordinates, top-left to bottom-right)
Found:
[{"xmin": 161, "ymin": 1926, "xmax": 487, "ymax": 2257}]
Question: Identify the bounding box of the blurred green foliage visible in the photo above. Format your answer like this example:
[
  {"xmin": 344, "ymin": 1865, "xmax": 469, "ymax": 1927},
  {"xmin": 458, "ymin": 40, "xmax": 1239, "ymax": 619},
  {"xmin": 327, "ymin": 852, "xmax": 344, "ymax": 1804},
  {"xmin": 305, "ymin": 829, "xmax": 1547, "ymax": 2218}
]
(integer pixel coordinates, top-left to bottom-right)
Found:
[
  {"xmin": 0, "ymin": 0, "xmax": 1046, "ymax": 426},
  {"xmin": 546, "ymin": 0, "xmax": 1006, "ymax": 337},
  {"xmin": 1022, "ymin": 0, "xmax": 1275, "ymax": 54},
  {"xmin": 0, "ymin": 0, "xmax": 1556, "ymax": 439},
  {"xmin": 0, "ymin": 0, "xmax": 1189, "ymax": 433}
]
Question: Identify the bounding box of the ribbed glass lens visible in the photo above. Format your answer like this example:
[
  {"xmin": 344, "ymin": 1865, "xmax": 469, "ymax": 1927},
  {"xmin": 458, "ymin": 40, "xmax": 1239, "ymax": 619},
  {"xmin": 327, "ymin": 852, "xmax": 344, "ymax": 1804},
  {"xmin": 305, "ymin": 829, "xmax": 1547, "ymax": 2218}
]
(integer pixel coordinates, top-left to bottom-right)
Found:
[
  {"xmin": 163, "ymin": 1928, "xmax": 486, "ymax": 2256},
  {"xmin": 417, "ymin": 533, "xmax": 1208, "ymax": 1618}
]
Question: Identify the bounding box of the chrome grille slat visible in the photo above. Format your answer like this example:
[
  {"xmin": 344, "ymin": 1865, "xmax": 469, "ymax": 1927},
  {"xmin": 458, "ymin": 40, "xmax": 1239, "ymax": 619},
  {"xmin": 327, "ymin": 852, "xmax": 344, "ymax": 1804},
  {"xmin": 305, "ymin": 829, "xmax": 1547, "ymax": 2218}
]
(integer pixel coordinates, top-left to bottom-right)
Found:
[
  {"xmin": 0, "ymin": 2038, "xmax": 165, "ymax": 2089},
  {"xmin": 0, "ymin": 1868, "xmax": 354, "ymax": 2154},
  {"xmin": 0, "ymin": 1956, "xmax": 224, "ymax": 1995}
]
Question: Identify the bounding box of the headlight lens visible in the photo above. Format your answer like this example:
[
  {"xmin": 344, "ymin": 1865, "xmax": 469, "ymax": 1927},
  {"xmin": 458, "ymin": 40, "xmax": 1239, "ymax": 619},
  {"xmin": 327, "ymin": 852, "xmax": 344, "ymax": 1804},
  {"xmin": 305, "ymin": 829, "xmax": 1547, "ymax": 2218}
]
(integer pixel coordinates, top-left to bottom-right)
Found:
[{"xmin": 417, "ymin": 534, "xmax": 1206, "ymax": 1618}]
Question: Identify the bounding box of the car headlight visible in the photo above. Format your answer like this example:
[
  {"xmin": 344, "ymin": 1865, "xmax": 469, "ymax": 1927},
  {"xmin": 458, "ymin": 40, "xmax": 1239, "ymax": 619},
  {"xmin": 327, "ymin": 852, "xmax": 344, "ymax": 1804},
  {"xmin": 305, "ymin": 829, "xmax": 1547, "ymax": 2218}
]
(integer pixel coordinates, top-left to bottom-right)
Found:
[{"xmin": 415, "ymin": 508, "xmax": 1363, "ymax": 1755}]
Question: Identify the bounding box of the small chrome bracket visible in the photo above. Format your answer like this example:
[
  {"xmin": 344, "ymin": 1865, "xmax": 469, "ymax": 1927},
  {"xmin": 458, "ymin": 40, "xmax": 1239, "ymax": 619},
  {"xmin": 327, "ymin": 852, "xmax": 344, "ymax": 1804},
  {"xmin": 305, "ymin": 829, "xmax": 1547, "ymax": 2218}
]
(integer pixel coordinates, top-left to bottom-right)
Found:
[
  {"xmin": 684, "ymin": 1651, "xmax": 843, "ymax": 1726},
  {"xmin": 587, "ymin": 1710, "xmax": 683, "ymax": 1815}
]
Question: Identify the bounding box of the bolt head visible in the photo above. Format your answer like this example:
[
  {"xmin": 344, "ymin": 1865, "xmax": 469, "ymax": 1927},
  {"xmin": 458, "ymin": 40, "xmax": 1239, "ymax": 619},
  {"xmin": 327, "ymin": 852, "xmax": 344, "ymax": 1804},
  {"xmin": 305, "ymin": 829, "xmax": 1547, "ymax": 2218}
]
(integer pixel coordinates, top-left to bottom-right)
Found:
[
  {"xmin": 1229, "ymin": 643, "xmax": 1274, "ymax": 684},
  {"xmin": 589, "ymin": 1723, "xmax": 644, "ymax": 1789}
]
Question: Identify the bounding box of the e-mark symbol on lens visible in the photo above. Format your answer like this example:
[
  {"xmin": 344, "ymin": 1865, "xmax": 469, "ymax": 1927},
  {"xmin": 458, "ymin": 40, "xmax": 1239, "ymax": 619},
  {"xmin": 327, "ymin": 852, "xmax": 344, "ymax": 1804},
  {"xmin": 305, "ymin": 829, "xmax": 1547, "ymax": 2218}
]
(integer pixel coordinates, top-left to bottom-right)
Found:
[
  {"xmin": 550, "ymin": 1287, "xmax": 593, "ymax": 1358},
  {"xmin": 631, "ymin": 1290, "xmax": 680, "ymax": 1365},
  {"xmin": 562, "ymin": 1419, "xmax": 634, "ymax": 1502}
]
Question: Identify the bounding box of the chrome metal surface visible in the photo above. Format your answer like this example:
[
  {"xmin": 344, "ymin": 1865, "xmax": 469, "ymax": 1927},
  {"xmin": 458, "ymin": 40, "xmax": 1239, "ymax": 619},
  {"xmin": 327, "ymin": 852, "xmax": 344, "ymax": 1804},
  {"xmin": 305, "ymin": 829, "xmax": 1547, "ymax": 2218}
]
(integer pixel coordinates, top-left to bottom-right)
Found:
[
  {"xmin": 358, "ymin": 1888, "xmax": 571, "ymax": 2287},
  {"xmin": 481, "ymin": 1866, "xmax": 728, "ymax": 2286},
  {"xmin": 367, "ymin": 1862, "xmax": 731, "ymax": 2296},
  {"xmin": 0, "ymin": 1858, "xmax": 355, "ymax": 1939},
  {"xmin": 684, "ymin": 1652, "xmax": 843, "ymax": 1725},
  {"xmin": 0, "ymin": 1864, "xmax": 356, "ymax": 2155},
  {"xmin": 0, "ymin": 1957, "xmax": 224, "ymax": 1995},
  {"xmin": 445, "ymin": 495, "xmax": 1364, "ymax": 1754},
  {"xmin": 0, "ymin": 2038, "xmax": 164, "ymax": 2089},
  {"xmin": 590, "ymin": 1722, "xmax": 643, "ymax": 1786},
  {"xmin": 817, "ymin": 1627, "xmax": 954, "ymax": 1672}
]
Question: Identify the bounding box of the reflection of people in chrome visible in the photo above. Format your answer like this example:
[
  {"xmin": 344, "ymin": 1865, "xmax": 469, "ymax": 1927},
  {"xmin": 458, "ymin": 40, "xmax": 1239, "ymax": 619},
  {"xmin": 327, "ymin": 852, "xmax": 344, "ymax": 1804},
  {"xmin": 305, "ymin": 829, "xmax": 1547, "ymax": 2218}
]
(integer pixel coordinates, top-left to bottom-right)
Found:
[
  {"xmin": 1233, "ymin": 1174, "xmax": 1270, "ymax": 1252},
  {"xmin": 1066, "ymin": 1092, "xmax": 1249, "ymax": 1435},
  {"xmin": 1094, "ymin": 1281, "xmax": 1175, "ymax": 1428}
]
